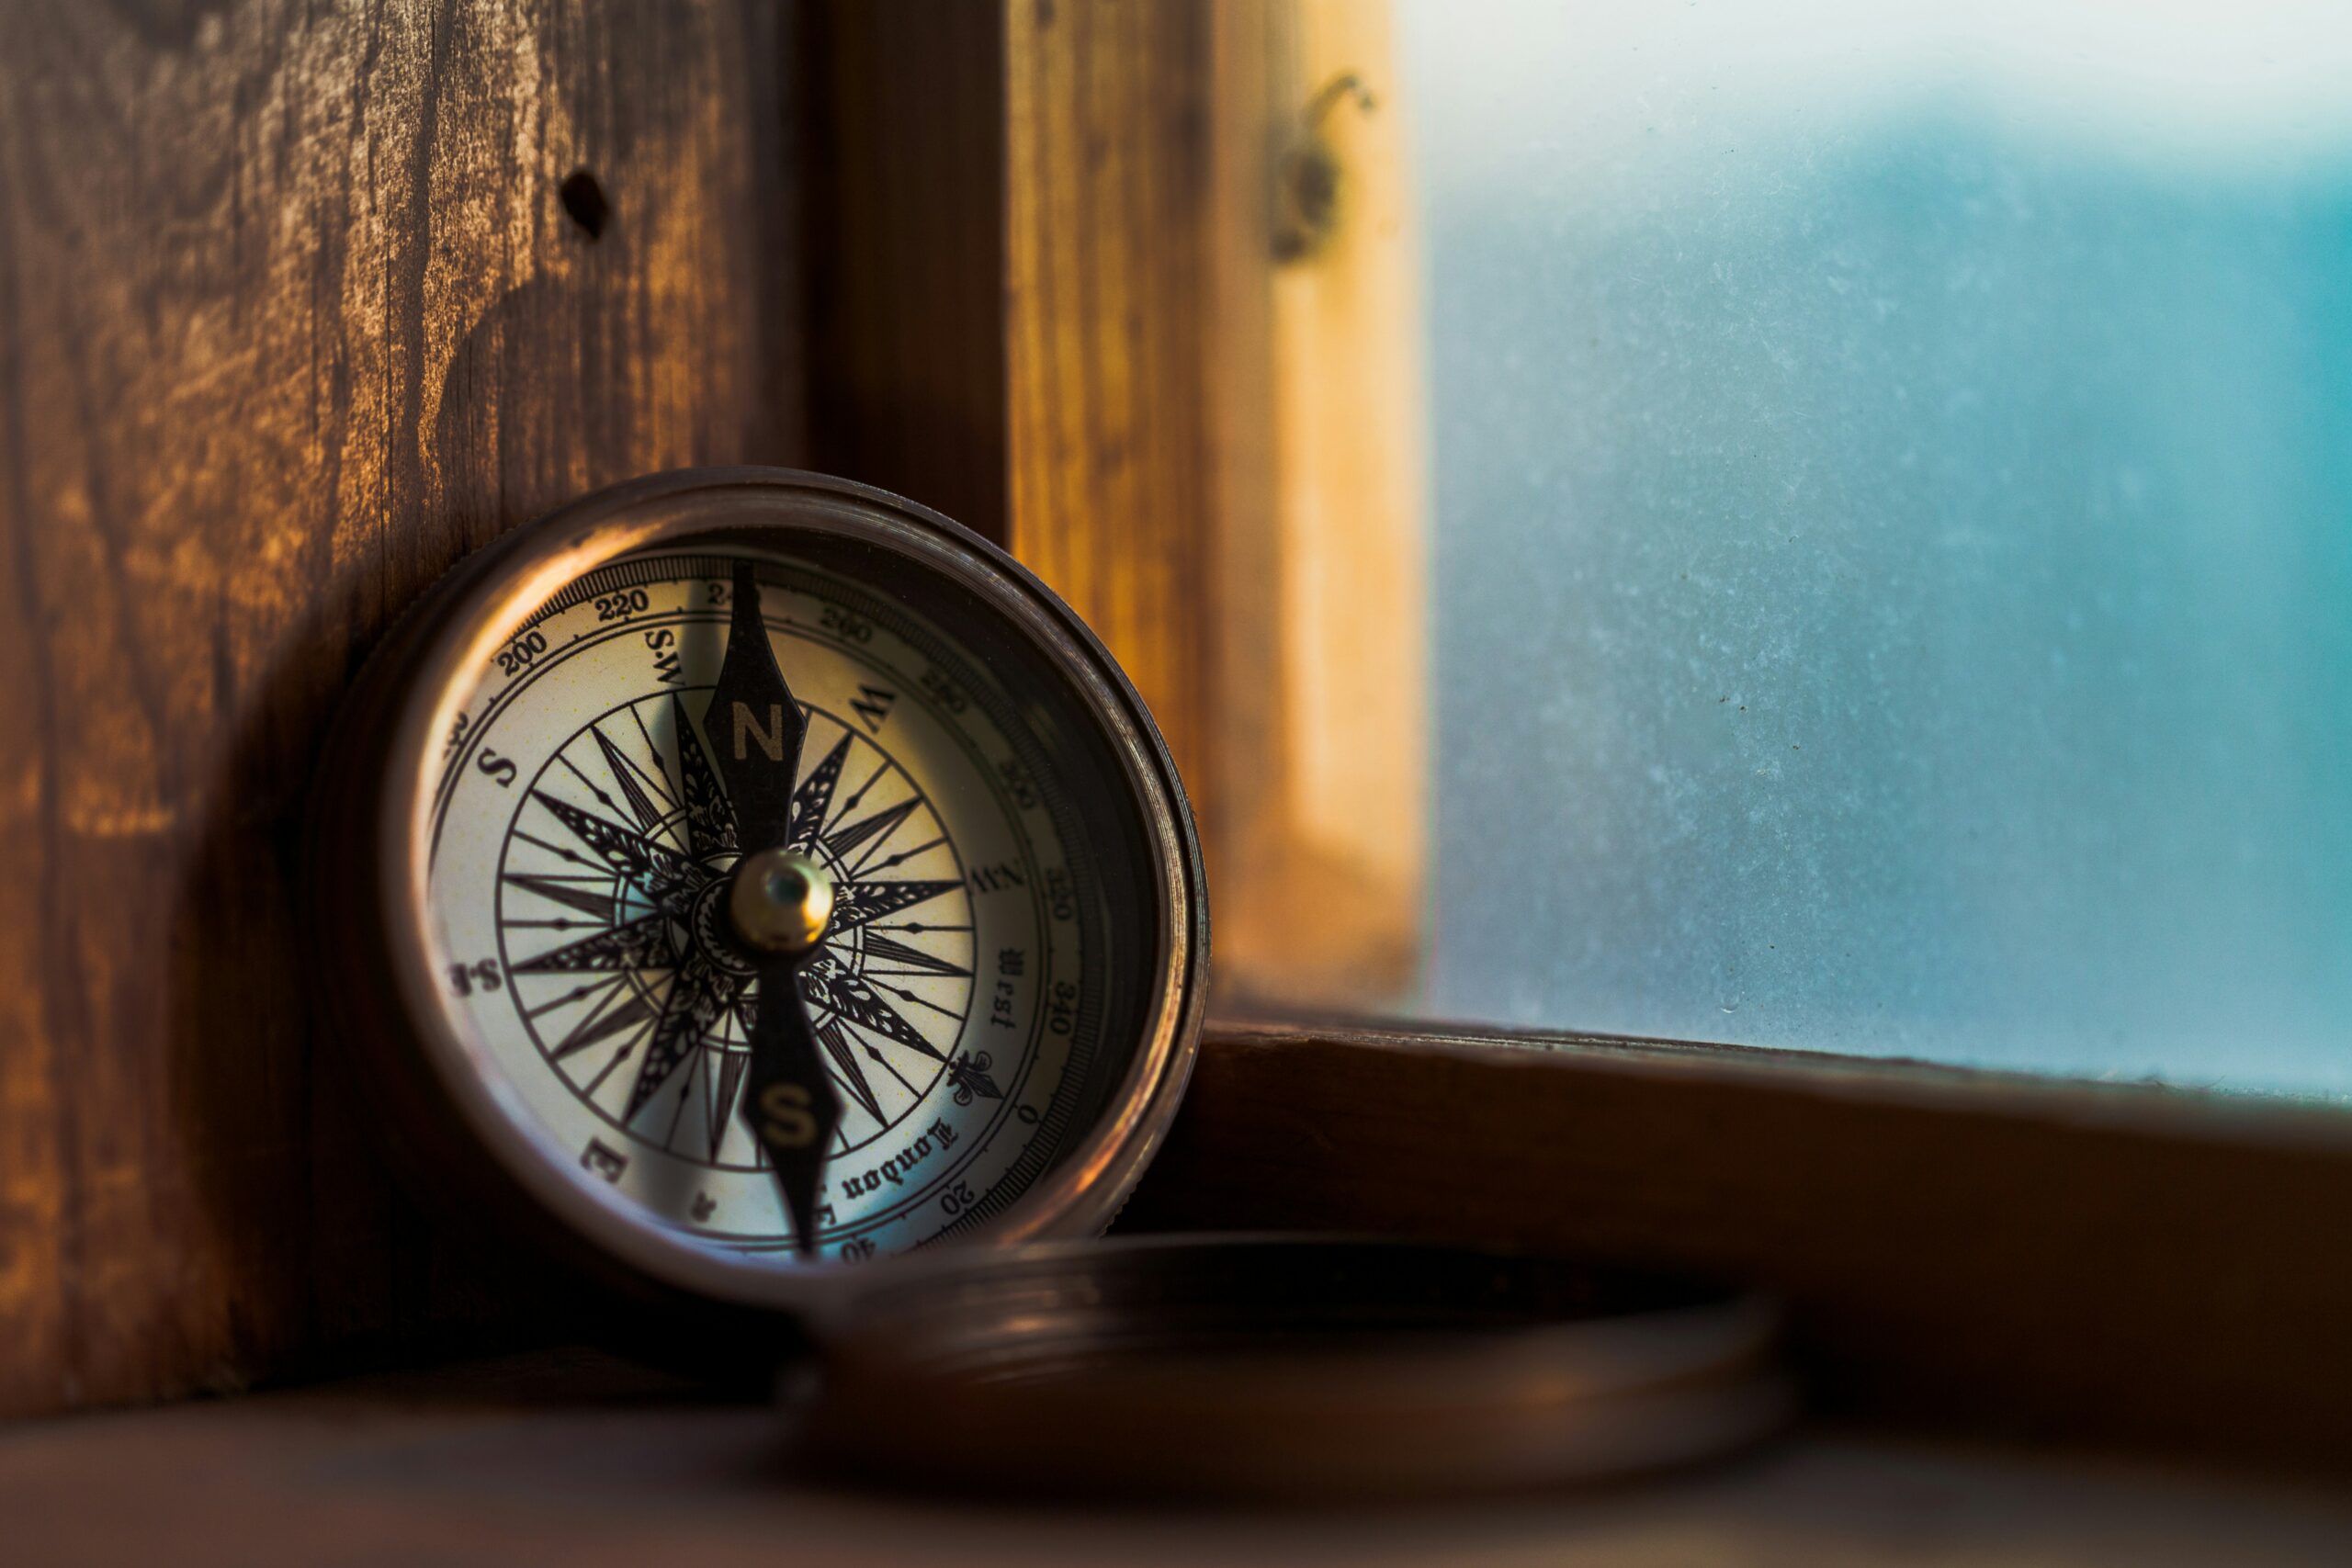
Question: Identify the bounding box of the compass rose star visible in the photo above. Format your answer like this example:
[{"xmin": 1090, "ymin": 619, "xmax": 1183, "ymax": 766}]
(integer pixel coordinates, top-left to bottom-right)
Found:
[
  {"xmin": 529, "ymin": 789, "xmax": 710, "ymax": 919},
  {"xmin": 515, "ymin": 723, "xmax": 968, "ymax": 1091},
  {"xmin": 499, "ymin": 608, "xmax": 980, "ymax": 1243},
  {"xmin": 788, "ymin": 733, "xmax": 854, "ymax": 852},
  {"xmin": 670, "ymin": 691, "xmax": 739, "ymax": 856},
  {"xmin": 798, "ymin": 965, "xmax": 946, "ymax": 1062},
  {"xmin": 511, "ymin": 909, "xmax": 677, "ymax": 974},
  {"xmin": 830, "ymin": 877, "xmax": 961, "ymax": 933},
  {"xmin": 623, "ymin": 947, "xmax": 747, "ymax": 1125}
]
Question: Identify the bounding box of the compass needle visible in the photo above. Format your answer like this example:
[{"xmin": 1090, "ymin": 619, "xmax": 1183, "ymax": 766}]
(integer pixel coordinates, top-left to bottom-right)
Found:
[
  {"xmin": 707, "ymin": 561, "xmax": 841, "ymax": 1255},
  {"xmin": 708, "ymin": 559, "xmax": 804, "ymax": 849}
]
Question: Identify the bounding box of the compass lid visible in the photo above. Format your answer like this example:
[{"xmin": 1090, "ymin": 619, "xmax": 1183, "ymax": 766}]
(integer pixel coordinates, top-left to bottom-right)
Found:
[{"xmin": 791, "ymin": 1233, "xmax": 1792, "ymax": 1500}]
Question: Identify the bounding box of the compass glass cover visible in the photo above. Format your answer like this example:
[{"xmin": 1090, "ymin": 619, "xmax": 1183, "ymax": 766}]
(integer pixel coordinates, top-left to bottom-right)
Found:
[{"xmin": 418, "ymin": 542, "xmax": 1150, "ymax": 1268}]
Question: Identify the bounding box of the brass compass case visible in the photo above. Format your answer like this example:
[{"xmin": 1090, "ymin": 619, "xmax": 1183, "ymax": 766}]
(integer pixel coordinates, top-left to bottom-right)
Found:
[{"xmin": 305, "ymin": 469, "xmax": 1206, "ymax": 1326}]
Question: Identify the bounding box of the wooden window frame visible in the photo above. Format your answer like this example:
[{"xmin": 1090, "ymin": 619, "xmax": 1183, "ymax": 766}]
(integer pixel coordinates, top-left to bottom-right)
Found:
[{"xmin": 808, "ymin": 0, "xmax": 2352, "ymax": 1477}]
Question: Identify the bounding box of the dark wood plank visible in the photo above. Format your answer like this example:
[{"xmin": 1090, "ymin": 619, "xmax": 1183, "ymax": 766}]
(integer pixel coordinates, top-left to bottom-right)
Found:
[
  {"xmin": 797, "ymin": 0, "xmax": 1008, "ymax": 543},
  {"xmin": 1122, "ymin": 1024, "xmax": 2352, "ymax": 1475},
  {"xmin": 0, "ymin": 0, "xmax": 804, "ymax": 1416}
]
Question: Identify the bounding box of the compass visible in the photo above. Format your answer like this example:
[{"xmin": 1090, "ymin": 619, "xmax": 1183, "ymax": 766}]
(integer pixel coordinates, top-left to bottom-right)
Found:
[{"xmin": 305, "ymin": 468, "xmax": 1205, "ymax": 1314}]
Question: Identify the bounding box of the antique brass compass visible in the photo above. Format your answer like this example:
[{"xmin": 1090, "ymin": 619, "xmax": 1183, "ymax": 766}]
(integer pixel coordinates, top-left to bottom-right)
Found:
[
  {"xmin": 308, "ymin": 469, "xmax": 1204, "ymax": 1309},
  {"xmin": 308, "ymin": 468, "xmax": 1781, "ymax": 1495}
]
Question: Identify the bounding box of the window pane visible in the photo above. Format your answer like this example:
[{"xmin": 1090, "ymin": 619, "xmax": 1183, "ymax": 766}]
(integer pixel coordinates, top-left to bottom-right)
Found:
[{"xmin": 1400, "ymin": 1, "xmax": 2352, "ymax": 1094}]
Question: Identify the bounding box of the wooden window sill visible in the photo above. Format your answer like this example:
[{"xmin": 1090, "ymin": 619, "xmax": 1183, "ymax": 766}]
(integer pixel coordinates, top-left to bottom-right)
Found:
[
  {"xmin": 1118, "ymin": 1021, "xmax": 2352, "ymax": 1476},
  {"xmin": 6, "ymin": 1347, "xmax": 2346, "ymax": 1564}
]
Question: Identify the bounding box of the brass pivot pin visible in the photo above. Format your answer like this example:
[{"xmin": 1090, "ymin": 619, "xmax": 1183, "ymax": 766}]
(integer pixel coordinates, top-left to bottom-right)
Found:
[{"xmin": 728, "ymin": 848, "xmax": 835, "ymax": 962}]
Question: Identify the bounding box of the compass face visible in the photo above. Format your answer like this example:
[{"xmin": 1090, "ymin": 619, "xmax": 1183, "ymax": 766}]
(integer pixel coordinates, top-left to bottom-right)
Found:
[{"xmin": 311, "ymin": 474, "xmax": 1204, "ymax": 1305}]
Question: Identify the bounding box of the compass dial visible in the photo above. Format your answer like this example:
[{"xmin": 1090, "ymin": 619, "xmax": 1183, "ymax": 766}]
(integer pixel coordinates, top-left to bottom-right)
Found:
[
  {"xmin": 495, "ymin": 691, "xmax": 970, "ymax": 1168},
  {"xmin": 308, "ymin": 472, "xmax": 1204, "ymax": 1310}
]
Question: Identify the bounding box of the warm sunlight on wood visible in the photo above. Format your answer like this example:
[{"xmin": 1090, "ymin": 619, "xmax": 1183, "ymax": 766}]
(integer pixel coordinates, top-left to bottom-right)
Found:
[
  {"xmin": 1217, "ymin": 0, "xmax": 1429, "ymax": 1010},
  {"xmin": 1004, "ymin": 0, "xmax": 1429, "ymax": 1014}
]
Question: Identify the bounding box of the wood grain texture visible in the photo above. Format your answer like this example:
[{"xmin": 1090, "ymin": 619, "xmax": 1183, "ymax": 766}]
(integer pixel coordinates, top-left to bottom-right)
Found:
[
  {"xmin": 1004, "ymin": 0, "xmax": 1216, "ymax": 817},
  {"xmin": 1001, "ymin": 0, "xmax": 1430, "ymax": 1009},
  {"xmin": 798, "ymin": 0, "xmax": 1007, "ymax": 544},
  {"xmin": 0, "ymin": 0, "xmax": 803, "ymax": 1416},
  {"xmin": 1121, "ymin": 1025, "xmax": 2352, "ymax": 1474}
]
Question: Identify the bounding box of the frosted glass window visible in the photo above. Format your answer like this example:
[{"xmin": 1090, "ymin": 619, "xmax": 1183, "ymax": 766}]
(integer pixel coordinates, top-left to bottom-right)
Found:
[{"xmin": 1402, "ymin": 1, "xmax": 2352, "ymax": 1095}]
